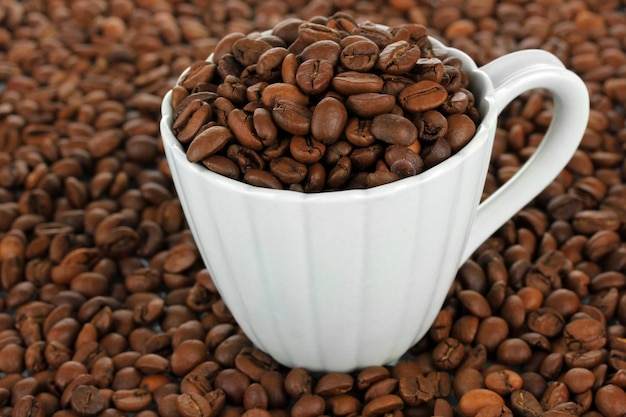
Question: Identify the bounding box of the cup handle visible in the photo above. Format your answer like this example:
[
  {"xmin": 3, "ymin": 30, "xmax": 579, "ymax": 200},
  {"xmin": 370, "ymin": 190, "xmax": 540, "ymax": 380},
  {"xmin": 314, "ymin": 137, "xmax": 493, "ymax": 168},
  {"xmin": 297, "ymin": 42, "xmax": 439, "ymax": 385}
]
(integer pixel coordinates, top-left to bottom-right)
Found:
[{"xmin": 461, "ymin": 50, "xmax": 589, "ymax": 262}]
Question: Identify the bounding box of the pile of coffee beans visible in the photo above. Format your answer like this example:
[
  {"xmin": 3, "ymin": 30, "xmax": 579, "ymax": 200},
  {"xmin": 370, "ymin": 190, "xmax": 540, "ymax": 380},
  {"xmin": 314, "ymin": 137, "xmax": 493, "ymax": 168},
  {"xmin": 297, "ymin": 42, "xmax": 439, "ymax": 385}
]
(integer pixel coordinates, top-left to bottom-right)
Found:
[
  {"xmin": 171, "ymin": 16, "xmax": 480, "ymax": 191},
  {"xmin": 1, "ymin": 1, "xmax": 625, "ymax": 417}
]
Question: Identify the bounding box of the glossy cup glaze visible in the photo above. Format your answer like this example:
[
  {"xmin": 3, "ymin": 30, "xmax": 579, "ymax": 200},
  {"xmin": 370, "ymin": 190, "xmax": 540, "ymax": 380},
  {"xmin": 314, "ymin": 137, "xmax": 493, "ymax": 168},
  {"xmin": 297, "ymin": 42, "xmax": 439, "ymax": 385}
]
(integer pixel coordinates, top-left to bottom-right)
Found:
[{"xmin": 161, "ymin": 36, "xmax": 589, "ymax": 372}]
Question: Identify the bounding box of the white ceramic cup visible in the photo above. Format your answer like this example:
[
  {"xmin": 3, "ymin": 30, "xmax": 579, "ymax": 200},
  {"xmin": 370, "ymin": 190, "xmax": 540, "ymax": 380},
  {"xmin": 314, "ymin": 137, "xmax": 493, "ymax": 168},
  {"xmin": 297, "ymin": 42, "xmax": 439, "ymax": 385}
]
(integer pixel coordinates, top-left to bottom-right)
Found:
[{"xmin": 161, "ymin": 37, "xmax": 589, "ymax": 372}]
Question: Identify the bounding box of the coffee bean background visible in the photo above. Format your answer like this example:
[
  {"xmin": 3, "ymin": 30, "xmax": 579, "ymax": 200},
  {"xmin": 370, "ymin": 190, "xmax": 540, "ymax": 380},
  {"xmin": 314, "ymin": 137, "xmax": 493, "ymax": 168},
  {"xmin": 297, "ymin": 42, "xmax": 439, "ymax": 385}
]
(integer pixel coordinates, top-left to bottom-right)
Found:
[{"xmin": 0, "ymin": 1, "xmax": 625, "ymax": 417}]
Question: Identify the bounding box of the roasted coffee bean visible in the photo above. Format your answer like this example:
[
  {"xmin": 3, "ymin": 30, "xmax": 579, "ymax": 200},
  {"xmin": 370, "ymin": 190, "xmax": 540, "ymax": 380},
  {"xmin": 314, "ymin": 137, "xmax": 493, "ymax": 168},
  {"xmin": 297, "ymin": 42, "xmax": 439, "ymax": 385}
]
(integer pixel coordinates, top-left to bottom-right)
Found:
[
  {"xmin": 3, "ymin": 3, "xmax": 626, "ymax": 417},
  {"xmin": 111, "ymin": 389, "xmax": 152, "ymax": 413},
  {"xmin": 332, "ymin": 72, "xmax": 384, "ymax": 95},
  {"xmin": 340, "ymin": 38, "xmax": 380, "ymax": 72},
  {"xmin": 310, "ymin": 97, "xmax": 348, "ymax": 145},
  {"xmin": 271, "ymin": 99, "xmax": 312, "ymax": 136},
  {"xmin": 284, "ymin": 368, "xmax": 312, "ymax": 399},
  {"xmin": 446, "ymin": 113, "xmax": 476, "ymax": 152},
  {"xmin": 458, "ymin": 389, "xmax": 506, "ymax": 417},
  {"xmin": 370, "ymin": 114, "xmax": 418, "ymax": 146},
  {"xmin": 187, "ymin": 126, "xmax": 234, "ymax": 163},
  {"xmin": 384, "ymin": 145, "xmax": 424, "ymax": 178},
  {"xmin": 314, "ymin": 372, "xmax": 354, "ymax": 396},
  {"xmin": 399, "ymin": 80, "xmax": 448, "ymax": 113},
  {"xmin": 295, "ymin": 59, "xmax": 334, "ymax": 95},
  {"xmin": 70, "ymin": 385, "xmax": 106, "ymax": 416},
  {"xmin": 290, "ymin": 394, "xmax": 326, "ymax": 417},
  {"xmin": 377, "ymin": 40, "xmax": 421, "ymax": 74},
  {"xmin": 346, "ymin": 93, "xmax": 397, "ymax": 118}
]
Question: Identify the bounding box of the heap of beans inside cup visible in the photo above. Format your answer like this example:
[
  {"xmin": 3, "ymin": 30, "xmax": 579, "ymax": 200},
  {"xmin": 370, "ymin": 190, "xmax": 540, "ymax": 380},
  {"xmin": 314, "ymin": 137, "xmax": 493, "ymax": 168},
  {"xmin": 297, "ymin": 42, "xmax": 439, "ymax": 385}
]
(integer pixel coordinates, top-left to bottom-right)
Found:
[{"xmin": 170, "ymin": 16, "xmax": 480, "ymax": 191}]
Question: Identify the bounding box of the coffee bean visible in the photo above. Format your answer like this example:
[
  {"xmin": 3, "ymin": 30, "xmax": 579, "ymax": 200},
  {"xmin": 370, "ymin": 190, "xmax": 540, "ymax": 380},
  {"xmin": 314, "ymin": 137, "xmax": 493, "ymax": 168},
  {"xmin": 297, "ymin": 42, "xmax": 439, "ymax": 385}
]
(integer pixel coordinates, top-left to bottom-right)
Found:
[
  {"xmin": 70, "ymin": 385, "xmax": 106, "ymax": 416},
  {"xmin": 332, "ymin": 72, "xmax": 384, "ymax": 95},
  {"xmin": 314, "ymin": 372, "xmax": 354, "ymax": 396},
  {"xmin": 310, "ymin": 97, "xmax": 348, "ymax": 145},
  {"xmin": 371, "ymin": 114, "xmax": 418, "ymax": 146},
  {"xmin": 398, "ymin": 80, "xmax": 448, "ymax": 112},
  {"xmin": 377, "ymin": 40, "xmax": 421, "ymax": 74},
  {"xmin": 290, "ymin": 394, "xmax": 326, "ymax": 417},
  {"xmin": 296, "ymin": 59, "xmax": 334, "ymax": 95},
  {"xmin": 458, "ymin": 389, "xmax": 505, "ymax": 417},
  {"xmin": 2, "ymin": 3, "xmax": 625, "ymax": 417}
]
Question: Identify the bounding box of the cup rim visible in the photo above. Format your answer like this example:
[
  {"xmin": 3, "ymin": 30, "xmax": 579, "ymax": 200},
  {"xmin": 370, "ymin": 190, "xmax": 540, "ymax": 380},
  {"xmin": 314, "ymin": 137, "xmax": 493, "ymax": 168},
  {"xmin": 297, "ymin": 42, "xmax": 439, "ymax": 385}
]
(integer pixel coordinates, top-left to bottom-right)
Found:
[{"xmin": 160, "ymin": 35, "xmax": 496, "ymax": 202}]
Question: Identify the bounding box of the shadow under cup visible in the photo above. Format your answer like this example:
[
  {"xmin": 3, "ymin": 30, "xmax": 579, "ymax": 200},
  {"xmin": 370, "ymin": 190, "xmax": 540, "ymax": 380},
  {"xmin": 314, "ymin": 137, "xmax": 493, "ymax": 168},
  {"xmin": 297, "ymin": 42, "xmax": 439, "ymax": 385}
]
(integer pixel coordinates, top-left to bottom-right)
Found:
[{"xmin": 161, "ymin": 39, "xmax": 497, "ymax": 372}]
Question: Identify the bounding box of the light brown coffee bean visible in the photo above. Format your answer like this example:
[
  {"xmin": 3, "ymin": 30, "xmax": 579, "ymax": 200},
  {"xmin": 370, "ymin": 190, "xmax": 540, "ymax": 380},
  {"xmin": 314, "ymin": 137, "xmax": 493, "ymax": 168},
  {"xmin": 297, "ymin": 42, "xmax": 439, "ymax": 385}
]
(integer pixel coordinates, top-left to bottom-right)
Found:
[
  {"xmin": 111, "ymin": 389, "xmax": 152, "ymax": 413},
  {"xmin": 345, "ymin": 93, "xmax": 396, "ymax": 118},
  {"xmin": 370, "ymin": 113, "xmax": 418, "ymax": 146},
  {"xmin": 271, "ymin": 99, "xmax": 312, "ymax": 136},
  {"xmin": 314, "ymin": 373, "xmax": 354, "ymax": 396},
  {"xmin": 187, "ymin": 126, "xmax": 233, "ymax": 163},
  {"xmin": 295, "ymin": 59, "xmax": 334, "ymax": 95},
  {"xmin": 446, "ymin": 113, "xmax": 476, "ymax": 152},
  {"xmin": 310, "ymin": 96, "xmax": 347, "ymax": 145},
  {"xmin": 340, "ymin": 38, "xmax": 379, "ymax": 72},
  {"xmin": 458, "ymin": 389, "xmax": 505, "ymax": 417},
  {"xmin": 332, "ymin": 72, "xmax": 384, "ymax": 95},
  {"xmin": 399, "ymin": 80, "xmax": 448, "ymax": 112},
  {"xmin": 290, "ymin": 394, "xmax": 325, "ymax": 417},
  {"xmin": 361, "ymin": 394, "xmax": 403, "ymax": 417}
]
